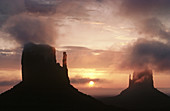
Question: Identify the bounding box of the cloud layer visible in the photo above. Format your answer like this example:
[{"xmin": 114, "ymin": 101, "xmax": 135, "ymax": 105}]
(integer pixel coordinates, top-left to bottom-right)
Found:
[
  {"xmin": 1, "ymin": 0, "xmax": 170, "ymax": 73},
  {"xmin": 0, "ymin": 0, "xmax": 59, "ymax": 46},
  {"xmin": 3, "ymin": 14, "xmax": 57, "ymax": 46},
  {"xmin": 120, "ymin": 0, "xmax": 170, "ymax": 18},
  {"xmin": 0, "ymin": 0, "xmax": 106, "ymax": 47},
  {"xmin": 119, "ymin": 0, "xmax": 170, "ymax": 71},
  {"xmin": 71, "ymin": 76, "xmax": 106, "ymax": 84},
  {"xmin": 59, "ymin": 46, "xmax": 122, "ymax": 69}
]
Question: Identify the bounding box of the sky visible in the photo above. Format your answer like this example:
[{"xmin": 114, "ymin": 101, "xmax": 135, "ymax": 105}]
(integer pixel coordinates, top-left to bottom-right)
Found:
[{"xmin": 0, "ymin": 0, "xmax": 170, "ymax": 96}]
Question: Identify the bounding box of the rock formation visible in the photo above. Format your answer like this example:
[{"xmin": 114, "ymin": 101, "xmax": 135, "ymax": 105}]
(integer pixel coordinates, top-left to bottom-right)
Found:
[
  {"xmin": 21, "ymin": 43, "xmax": 70, "ymax": 87},
  {"xmin": 128, "ymin": 69, "xmax": 153, "ymax": 89},
  {"xmin": 0, "ymin": 43, "xmax": 119, "ymax": 111},
  {"xmin": 100, "ymin": 69, "xmax": 170, "ymax": 111}
]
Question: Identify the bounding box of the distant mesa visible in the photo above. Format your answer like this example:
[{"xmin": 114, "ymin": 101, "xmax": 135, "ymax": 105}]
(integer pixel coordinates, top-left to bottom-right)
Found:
[
  {"xmin": 0, "ymin": 43, "xmax": 119, "ymax": 111},
  {"xmin": 128, "ymin": 69, "xmax": 154, "ymax": 89},
  {"xmin": 100, "ymin": 69, "xmax": 170, "ymax": 111},
  {"xmin": 21, "ymin": 43, "xmax": 70, "ymax": 87}
]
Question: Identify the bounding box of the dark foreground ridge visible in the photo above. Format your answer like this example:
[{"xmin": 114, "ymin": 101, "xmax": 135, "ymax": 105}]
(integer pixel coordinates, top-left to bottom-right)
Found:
[
  {"xmin": 0, "ymin": 43, "xmax": 124, "ymax": 111},
  {"xmin": 100, "ymin": 69, "xmax": 170, "ymax": 111}
]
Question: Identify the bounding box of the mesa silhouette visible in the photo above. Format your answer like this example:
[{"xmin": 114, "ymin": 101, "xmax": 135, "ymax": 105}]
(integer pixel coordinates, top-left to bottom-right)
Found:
[
  {"xmin": 100, "ymin": 69, "xmax": 170, "ymax": 111},
  {"xmin": 0, "ymin": 43, "xmax": 124, "ymax": 111}
]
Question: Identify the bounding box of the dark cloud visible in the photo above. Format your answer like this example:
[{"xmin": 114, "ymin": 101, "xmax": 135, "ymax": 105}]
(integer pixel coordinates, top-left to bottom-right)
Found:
[
  {"xmin": 25, "ymin": 0, "xmax": 57, "ymax": 13},
  {"xmin": 0, "ymin": 0, "xmax": 25, "ymax": 27},
  {"xmin": 118, "ymin": 0, "xmax": 170, "ymax": 72},
  {"xmin": 2, "ymin": 0, "xmax": 170, "ymax": 73},
  {"xmin": 25, "ymin": 0, "xmax": 96, "ymax": 18},
  {"xmin": 24, "ymin": 0, "xmax": 117, "ymax": 19},
  {"xmin": 0, "ymin": 0, "xmax": 25, "ymax": 15},
  {"xmin": 120, "ymin": 39, "xmax": 170, "ymax": 71},
  {"xmin": 71, "ymin": 76, "xmax": 107, "ymax": 84},
  {"xmin": 136, "ymin": 18, "xmax": 170, "ymax": 42},
  {"xmin": 55, "ymin": 0, "xmax": 89, "ymax": 18},
  {"xmin": 0, "ymin": 0, "xmax": 58, "ymax": 46},
  {"xmin": 0, "ymin": 0, "xmax": 118, "ymax": 48},
  {"xmin": 3, "ymin": 14, "xmax": 57, "ymax": 46},
  {"xmin": 120, "ymin": 0, "xmax": 170, "ymax": 40},
  {"xmin": 137, "ymin": 18, "xmax": 165, "ymax": 36},
  {"xmin": 120, "ymin": 0, "xmax": 170, "ymax": 18},
  {"xmin": 0, "ymin": 0, "xmax": 100, "ymax": 47}
]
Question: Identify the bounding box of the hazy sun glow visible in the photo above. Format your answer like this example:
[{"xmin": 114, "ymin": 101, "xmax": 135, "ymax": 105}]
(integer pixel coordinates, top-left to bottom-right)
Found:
[
  {"xmin": 88, "ymin": 81, "xmax": 94, "ymax": 87},
  {"xmin": 69, "ymin": 68, "xmax": 109, "ymax": 78}
]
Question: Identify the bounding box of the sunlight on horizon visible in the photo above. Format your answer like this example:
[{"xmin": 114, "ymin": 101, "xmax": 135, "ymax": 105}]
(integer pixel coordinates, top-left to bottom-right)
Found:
[{"xmin": 88, "ymin": 81, "xmax": 95, "ymax": 87}]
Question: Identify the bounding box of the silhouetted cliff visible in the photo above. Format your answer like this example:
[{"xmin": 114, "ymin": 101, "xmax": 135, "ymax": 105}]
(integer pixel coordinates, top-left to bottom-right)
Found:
[
  {"xmin": 21, "ymin": 43, "xmax": 70, "ymax": 87},
  {"xmin": 0, "ymin": 43, "xmax": 122, "ymax": 111},
  {"xmin": 128, "ymin": 69, "xmax": 153, "ymax": 88},
  {"xmin": 100, "ymin": 69, "xmax": 170, "ymax": 111}
]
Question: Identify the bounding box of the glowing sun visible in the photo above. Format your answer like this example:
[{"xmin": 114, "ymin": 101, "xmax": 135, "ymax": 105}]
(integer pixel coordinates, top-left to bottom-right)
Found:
[{"xmin": 88, "ymin": 81, "xmax": 94, "ymax": 87}]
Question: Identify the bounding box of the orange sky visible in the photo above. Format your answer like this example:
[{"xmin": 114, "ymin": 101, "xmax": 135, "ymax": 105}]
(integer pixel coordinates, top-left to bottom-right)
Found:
[{"xmin": 0, "ymin": 0, "xmax": 170, "ymax": 96}]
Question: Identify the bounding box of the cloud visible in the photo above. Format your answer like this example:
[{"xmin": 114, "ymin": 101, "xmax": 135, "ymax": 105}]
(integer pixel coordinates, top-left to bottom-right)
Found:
[
  {"xmin": 0, "ymin": 0, "xmax": 59, "ymax": 47},
  {"xmin": 2, "ymin": 0, "xmax": 170, "ymax": 73},
  {"xmin": 0, "ymin": 0, "xmax": 25, "ymax": 28},
  {"xmin": 3, "ymin": 14, "xmax": 58, "ymax": 46},
  {"xmin": 24, "ymin": 0, "xmax": 99, "ymax": 18},
  {"xmin": 119, "ymin": 0, "xmax": 170, "ymax": 39},
  {"xmin": 70, "ymin": 76, "xmax": 107, "ymax": 84},
  {"xmin": 0, "ymin": 0, "xmax": 121, "ymax": 70},
  {"xmin": 0, "ymin": 0, "xmax": 104, "ymax": 47},
  {"xmin": 0, "ymin": 45, "xmax": 122, "ymax": 70},
  {"xmin": 136, "ymin": 18, "xmax": 170, "ymax": 42},
  {"xmin": 25, "ymin": 0, "xmax": 57, "ymax": 13},
  {"xmin": 117, "ymin": 0, "xmax": 170, "ymax": 72},
  {"xmin": 0, "ymin": 49, "xmax": 21, "ymax": 70},
  {"xmin": 0, "ymin": 0, "xmax": 25, "ymax": 15},
  {"xmin": 120, "ymin": 0, "xmax": 170, "ymax": 18},
  {"xmin": 120, "ymin": 38, "xmax": 170, "ymax": 71},
  {"xmin": 58, "ymin": 46, "xmax": 122, "ymax": 68}
]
